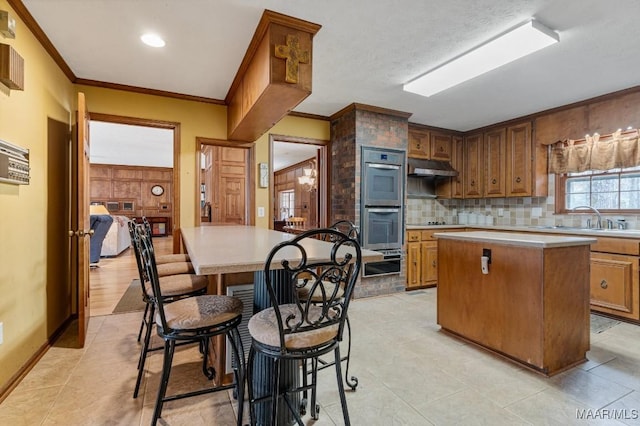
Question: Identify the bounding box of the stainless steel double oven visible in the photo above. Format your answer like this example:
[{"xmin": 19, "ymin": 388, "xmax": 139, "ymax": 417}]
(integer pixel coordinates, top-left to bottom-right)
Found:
[{"xmin": 360, "ymin": 147, "xmax": 404, "ymax": 276}]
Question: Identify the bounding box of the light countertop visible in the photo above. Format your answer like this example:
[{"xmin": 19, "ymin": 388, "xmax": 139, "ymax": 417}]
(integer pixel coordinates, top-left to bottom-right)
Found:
[
  {"xmin": 433, "ymin": 231, "xmax": 597, "ymax": 248},
  {"xmin": 406, "ymin": 224, "xmax": 640, "ymax": 239},
  {"xmin": 181, "ymin": 226, "xmax": 382, "ymax": 275}
]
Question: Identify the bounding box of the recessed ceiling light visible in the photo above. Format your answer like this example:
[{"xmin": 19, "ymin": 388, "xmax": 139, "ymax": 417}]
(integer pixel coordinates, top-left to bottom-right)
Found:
[
  {"xmin": 404, "ymin": 19, "xmax": 559, "ymax": 97},
  {"xmin": 141, "ymin": 33, "xmax": 165, "ymax": 48}
]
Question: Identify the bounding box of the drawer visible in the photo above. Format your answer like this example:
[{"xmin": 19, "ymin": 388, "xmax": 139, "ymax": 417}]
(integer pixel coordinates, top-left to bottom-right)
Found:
[
  {"xmin": 591, "ymin": 237, "xmax": 640, "ymax": 256},
  {"xmin": 407, "ymin": 231, "xmax": 421, "ymax": 242}
]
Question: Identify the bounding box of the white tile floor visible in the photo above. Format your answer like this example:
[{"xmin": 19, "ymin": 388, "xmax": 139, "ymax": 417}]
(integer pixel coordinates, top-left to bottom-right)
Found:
[{"xmin": 1, "ymin": 288, "xmax": 640, "ymax": 425}]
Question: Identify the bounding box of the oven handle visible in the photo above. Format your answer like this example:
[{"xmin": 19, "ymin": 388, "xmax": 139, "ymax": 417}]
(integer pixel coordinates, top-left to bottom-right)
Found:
[
  {"xmin": 367, "ymin": 163, "xmax": 400, "ymax": 170},
  {"xmin": 367, "ymin": 208, "xmax": 400, "ymax": 213}
]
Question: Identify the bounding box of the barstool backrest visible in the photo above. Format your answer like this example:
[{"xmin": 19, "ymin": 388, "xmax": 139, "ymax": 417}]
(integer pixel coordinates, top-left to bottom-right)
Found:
[{"xmin": 263, "ymin": 228, "xmax": 361, "ymax": 351}]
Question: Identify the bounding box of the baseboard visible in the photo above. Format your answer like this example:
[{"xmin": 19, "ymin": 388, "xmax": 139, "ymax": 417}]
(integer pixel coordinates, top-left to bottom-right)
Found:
[{"xmin": 0, "ymin": 315, "xmax": 74, "ymax": 404}]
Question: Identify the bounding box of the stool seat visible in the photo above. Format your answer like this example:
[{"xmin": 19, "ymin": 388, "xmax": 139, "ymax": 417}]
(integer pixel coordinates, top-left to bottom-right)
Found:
[
  {"xmin": 156, "ymin": 253, "xmax": 190, "ymax": 264},
  {"xmin": 158, "ymin": 295, "xmax": 243, "ymax": 331},
  {"xmin": 248, "ymin": 303, "xmax": 338, "ymax": 349},
  {"xmin": 156, "ymin": 261, "xmax": 194, "ymax": 276},
  {"xmin": 144, "ymin": 274, "xmax": 208, "ymax": 299}
]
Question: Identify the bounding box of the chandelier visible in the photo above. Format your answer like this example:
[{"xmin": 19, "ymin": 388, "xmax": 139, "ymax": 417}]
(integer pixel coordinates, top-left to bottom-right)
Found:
[{"xmin": 297, "ymin": 161, "xmax": 317, "ymax": 191}]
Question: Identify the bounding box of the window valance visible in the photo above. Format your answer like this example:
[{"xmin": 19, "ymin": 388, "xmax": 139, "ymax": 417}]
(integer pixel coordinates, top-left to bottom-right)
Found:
[{"xmin": 549, "ymin": 129, "xmax": 640, "ymax": 173}]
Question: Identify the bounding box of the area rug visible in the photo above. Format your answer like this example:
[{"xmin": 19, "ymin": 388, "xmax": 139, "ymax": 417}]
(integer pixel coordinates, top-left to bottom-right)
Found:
[
  {"xmin": 590, "ymin": 313, "xmax": 620, "ymax": 334},
  {"xmin": 112, "ymin": 279, "xmax": 146, "ymax": 314}
]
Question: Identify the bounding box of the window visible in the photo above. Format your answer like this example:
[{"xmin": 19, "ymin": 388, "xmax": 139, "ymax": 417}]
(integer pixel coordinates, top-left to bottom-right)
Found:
[
  {"xmin": 559, "ymin": 166, "xmax": 640, "ymax": 212},
  {"xmin": 279, "ymin": 190, "xmax": 295, "ymax": 220}
]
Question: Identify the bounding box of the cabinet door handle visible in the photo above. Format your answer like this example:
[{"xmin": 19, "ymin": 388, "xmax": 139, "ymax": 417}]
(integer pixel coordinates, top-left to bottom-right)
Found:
[
  {"xmin": 515, "ymin": 176, "xmax": 521, "ymax": 183},
  {"xmin": 600, "ymin": 279, "xmax": 608, "ymax": 289},
  {"xmin": 470, "ymin": 180, "xmax": 475, "ymax": 187},
  {"xmin": 432, "ymin": 260, "xmax": 436, "ymax": 267},
  {"xmin": 492, "ymin": 178, "xmax": 497, "ymax": 184},
  {"xmin": 416, "ymin": 143, "xmax": 421, "ymax": 149}
]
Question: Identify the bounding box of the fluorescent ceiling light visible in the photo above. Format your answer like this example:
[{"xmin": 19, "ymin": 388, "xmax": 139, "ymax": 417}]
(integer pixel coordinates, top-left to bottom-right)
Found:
[
  {"xmin": 141, "ymin": 33, "xmax": 165, "ymax": 48},
  {"xmin": 403, "ymin": 19, "xmax": 559, "ymax": 97}
]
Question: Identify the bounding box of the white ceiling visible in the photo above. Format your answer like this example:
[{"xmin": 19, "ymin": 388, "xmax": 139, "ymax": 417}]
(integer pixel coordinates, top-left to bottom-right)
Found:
[
  {"xmin": 21, "ymin": 0, "xmax": 640, "ymax": 132},
  {"xmin": 272, "ymin": 142, "xmax": 318, "ymax": 172},
  {"xmin": 89, "ymin": 121, "xmax": 173, "ymax": 167}
]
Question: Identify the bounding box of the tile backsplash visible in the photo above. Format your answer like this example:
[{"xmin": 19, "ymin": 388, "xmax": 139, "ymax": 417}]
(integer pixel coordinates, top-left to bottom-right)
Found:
[{"xmin": 406, "ymin": 174, "xmax": 639, "ymax": 230}]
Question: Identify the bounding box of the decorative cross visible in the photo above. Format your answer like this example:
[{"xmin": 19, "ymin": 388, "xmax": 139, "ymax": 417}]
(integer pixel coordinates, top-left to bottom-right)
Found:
[{"xmin": 274, "ymin": 34, "xmax": 309, "ymax": 84}]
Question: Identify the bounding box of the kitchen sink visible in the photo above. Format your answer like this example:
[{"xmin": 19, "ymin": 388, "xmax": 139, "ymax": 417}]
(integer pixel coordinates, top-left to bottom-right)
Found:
[{"xmin": 527, "ymin": 225, "xmax": 580, "ymax": 230}]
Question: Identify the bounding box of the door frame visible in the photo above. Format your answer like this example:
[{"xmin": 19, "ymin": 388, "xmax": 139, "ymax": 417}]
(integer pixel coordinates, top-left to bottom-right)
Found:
[
  {"xmin": 89, "ymin": 113, "xmax": 181, "ymax": 252},
  {"xmin": 195, "ymin": 137, "xmax": 255, "ymax": 226},
  {"xmin": 269, "ymin": 134, "xmax": 329, "ymax": 228}
]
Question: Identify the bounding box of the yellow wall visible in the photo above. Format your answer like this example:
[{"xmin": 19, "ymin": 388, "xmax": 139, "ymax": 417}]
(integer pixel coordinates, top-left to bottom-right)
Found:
[
  {"xmin": 77, "ymin": 85, "xmax": 330, "ymax": 229},
  {"xmin": 0, "ymin": 0, "xmax": 75, "ymax": 387},
  {"xmin": 0, "ymin": 1, "xmax": 329, "ymax": 389},
  {"xmin": 253, "ymin": 116, "xmax": 330, "ymax": 228}
]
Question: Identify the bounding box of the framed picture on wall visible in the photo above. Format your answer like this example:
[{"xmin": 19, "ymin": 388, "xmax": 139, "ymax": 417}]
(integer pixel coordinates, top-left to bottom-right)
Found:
[{"xmin": 106, "ymin": 201, "xmax": 119, "ymax": 211}]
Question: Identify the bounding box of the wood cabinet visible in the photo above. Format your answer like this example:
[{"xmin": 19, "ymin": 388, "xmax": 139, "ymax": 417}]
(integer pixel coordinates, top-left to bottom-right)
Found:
[
  {"xmin": 589, "ymin": 237, "xmax": 640, "ymax": 320},
  {"xmin": 406, "ymin": 228, "xmax": 462, "ymax": 289},
  {"xmin": 484, "ymin": 128, "xmax": 506, "ymax": 197},
  {"xmin": 430, "ymin": 132, "xmax": 452, "ymax": 162},
  {"xmin": 463, "ymin": 133, "xmax": 483, "ymax": 198},
  {"xmin": 458, "ymin": 120, "xmax": 546, "ymax": 199},
  {"xmin": 408, "ymin": 128, "xmax": 430, "ymax": 159},
  {"xmin": 436, "ymin": 135, "xmax": 464, "ymax": 199},
  {"xmin": 438, "ymin": 234, "xmax": 591, "ymax": 376},
  {"xmin": 506, "ymin": 122, "xmax": 532, "ymax": 196}
]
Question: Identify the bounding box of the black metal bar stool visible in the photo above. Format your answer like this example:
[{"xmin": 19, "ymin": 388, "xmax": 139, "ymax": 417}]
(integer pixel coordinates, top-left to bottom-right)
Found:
[{"xmin": 137, "ymin": 226, "xmax": 246, "ymax": 426}]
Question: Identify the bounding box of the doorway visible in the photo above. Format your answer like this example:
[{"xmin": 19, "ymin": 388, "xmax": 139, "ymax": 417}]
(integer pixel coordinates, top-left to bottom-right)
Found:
[
  {"xmin": 196, "ymin": 138, "xmax": 254, "ymax": 226},
  {"xmin": 269, "ymin": 134, "xmax": 329, "ymax": 230},
  {"xmin": 87, "ymin": 113, "xmax": 180, "ymax": 316}
]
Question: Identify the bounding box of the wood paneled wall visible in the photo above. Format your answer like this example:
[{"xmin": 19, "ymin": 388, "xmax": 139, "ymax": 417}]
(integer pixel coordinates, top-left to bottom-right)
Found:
[
  {"xmin": 274, "ymin": 158, "xmax": 318, "ymax": 226},
  {"xmin": 90, "ymin": 163, "xmax": 173, "ymax": 221}
]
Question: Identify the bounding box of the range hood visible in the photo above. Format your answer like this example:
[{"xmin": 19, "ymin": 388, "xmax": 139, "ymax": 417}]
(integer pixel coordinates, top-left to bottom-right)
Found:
[{"xmin": 407, "ymin": 158, "xmax": 458, "ymax": 178}]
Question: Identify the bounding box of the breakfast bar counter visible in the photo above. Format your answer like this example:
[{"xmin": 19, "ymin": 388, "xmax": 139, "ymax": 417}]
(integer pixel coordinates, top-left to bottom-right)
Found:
[{"xmin": 435, "ymin": 231, "xmax": 596, "ymax": 376}]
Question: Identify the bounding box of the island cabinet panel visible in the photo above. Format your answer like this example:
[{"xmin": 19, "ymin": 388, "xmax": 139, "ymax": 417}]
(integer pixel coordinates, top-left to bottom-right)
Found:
[{"xmin": 437, "ymin": 238, "xmax": 591, "ymax": 376}]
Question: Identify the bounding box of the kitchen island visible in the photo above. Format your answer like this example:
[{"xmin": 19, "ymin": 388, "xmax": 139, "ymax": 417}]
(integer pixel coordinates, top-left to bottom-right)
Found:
[{"xmin": 435, "ymin": 231, "xmax": 596, "ymax": 376}]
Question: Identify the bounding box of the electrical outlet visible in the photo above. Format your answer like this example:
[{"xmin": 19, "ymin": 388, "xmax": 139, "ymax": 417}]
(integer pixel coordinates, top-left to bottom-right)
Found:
[
  {"xmin": 257, "ymin": 207, "xmax": 265, "ymax": 218},
  {"xmin": 498, "ymin": 208, "xmax": 504, "ymax": 217},
  {"xmin": 0, "ymin": 322, "xmax": 3, "ymax": 345}
]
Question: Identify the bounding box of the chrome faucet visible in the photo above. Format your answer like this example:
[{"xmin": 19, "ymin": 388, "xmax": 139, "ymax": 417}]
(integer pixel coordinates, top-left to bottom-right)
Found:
[{"xmin": 572, "ymin": 205, "xmax": 602, "ymax": 229}]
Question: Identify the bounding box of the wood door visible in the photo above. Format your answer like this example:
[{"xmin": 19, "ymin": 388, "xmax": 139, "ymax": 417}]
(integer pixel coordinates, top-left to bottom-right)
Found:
[
  {"xmin": 209, "ymin": 146, "xmax": 248, "ymax": 224},
  {"xmin": 406, "ymin": 242, "xmax": 421, "ymax": 289},
  {"xmin": 484, "ymin": 128, "xmax": 506, "ymax": 197},
  {"xmin": 430, "ymin": 132, "xmax": 452, "ymax": 162},
  {"xmin": 590, "ymin": 253, "xmax": 639, "ymax": 320},
  {"xmin": 463, "ymin": 133, "xmax": 483, "ymax": 198},
  {"xmin": 506, "ymin": 122, "xmax": 532, "ymax": 196},
  {"xmin": 73, "ymin": 92, "xmax": 91, "ymax": 346},
  {"xmin": 436, "ymin": 135, "xmax": 464, "ymax": 199},
  {"xmin": 408, "ymin": 128, "xmax": 430, "ymax": 159},
  {"xmin": 422, "ymin": 241, "xmax": 438, "ymax": 285}
]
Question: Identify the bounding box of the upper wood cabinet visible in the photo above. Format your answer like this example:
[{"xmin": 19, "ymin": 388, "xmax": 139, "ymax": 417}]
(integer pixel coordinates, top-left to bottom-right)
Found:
[
  {"xmin": 484, "ymin": 128, "xmax": 507, "ymax": 198},
  {"xmin": 463, "ymin": 133, "xmax": 483, "ymax": 198},
  {"xmin": 436, "ymin": 135, "xmax": 464, "ymax": 199},
  {"xmin": 506, "ymin": 121, "xmax": 532, "ymax": 196},
  {"xmin": 430, "ymin": 132, "xmax": 452, "ymax": 162},
  {"xmin": 408, "ymin": 128, "xmax": 430, "ymax": 159}
]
